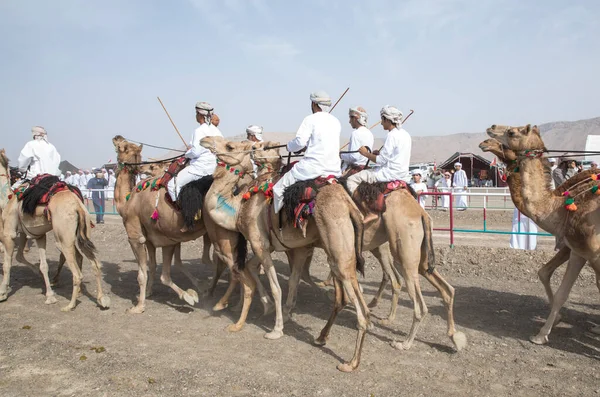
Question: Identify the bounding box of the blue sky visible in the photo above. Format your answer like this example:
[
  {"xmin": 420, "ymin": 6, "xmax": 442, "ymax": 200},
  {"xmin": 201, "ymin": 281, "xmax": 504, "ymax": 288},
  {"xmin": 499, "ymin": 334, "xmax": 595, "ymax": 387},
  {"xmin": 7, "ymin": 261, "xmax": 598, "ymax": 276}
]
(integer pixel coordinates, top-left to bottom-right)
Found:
[{"xmin": 1, "ymin": 0, "xmax": 599, "ymax": 168}]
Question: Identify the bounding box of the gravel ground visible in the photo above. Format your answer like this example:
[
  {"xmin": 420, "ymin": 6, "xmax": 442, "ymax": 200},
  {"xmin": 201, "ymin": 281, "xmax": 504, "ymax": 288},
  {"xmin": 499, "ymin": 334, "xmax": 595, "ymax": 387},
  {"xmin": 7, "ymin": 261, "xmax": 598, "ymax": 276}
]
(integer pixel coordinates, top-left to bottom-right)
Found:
[{"xmin": 1, "ymin": 213, "xmax": 599, "ymax": 396}]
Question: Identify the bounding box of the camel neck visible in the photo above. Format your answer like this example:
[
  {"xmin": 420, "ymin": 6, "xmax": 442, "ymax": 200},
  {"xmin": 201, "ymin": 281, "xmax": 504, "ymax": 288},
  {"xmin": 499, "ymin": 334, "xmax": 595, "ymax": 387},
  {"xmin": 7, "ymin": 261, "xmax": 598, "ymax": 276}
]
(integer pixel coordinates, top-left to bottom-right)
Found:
[
  {"xmin": 518, "ymin": 157, "xmax": 562, "ymax": 231},
  {"xmin": 114, "ymin": 166, "xmax": 136, "ymax": 215},
  {"xmin": 0, "ymin": 163, "xmax": 10, "ymax": 209}
]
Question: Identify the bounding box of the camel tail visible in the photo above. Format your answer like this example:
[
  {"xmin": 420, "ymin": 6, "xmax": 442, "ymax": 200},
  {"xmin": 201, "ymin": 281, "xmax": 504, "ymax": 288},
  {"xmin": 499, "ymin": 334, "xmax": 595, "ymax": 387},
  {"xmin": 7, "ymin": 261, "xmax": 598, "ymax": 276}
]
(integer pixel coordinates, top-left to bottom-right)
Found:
[
  {"xmin": 346, "ymin": 194, "xmax": 365, "ymax": 276},
  {"xmin": 76, "ymin": 202, "xmax": 97, "ymax": 259},
  {"xmin": 421, "ymin": 214, "xmax": 435, "ymax": 274},
  {"xmin": 234, "ymin": 232, "xmax": 248, "ymax": 271}
]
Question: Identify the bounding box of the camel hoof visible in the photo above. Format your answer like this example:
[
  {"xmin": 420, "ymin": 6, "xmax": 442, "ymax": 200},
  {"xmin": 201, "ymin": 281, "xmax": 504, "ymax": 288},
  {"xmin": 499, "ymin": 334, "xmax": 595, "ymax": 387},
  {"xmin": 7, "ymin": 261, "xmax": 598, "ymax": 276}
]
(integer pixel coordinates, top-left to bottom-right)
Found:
[
  {"xmin": 529, "ymin": 334, "xmax": 549, "ymax": 345},
  {"xmin": 128, "ymin": 305, "xmax": 145, "ymax": 314},
  {"xmin": 391, "ymin": 341, "xmax": 410, "ymax": 350},
  {"xmin": 98, "ymin": 296, "xmax": 111, "ymax": 309},
  {"xmin": 451, "ymin": 331, "xmax": 467, "ymax": 351},
  {"xmin": 313, "ymin": 337, "xmax": 327, "ymax": 347},
  {"xmin": 336, "ymin": 363, "xmax": 356, "ymax": 373},
  {"xmin": 590, "ymin": 325, "xmax": 600, "ymax": 335},
  {"xmin": 378, "ymin": 318, "xmax": 392, "ymax": 326},
  {"xmin": 367, "ymin": 299, "xmax": 379, "ymax": 309},
  {"xmin": 45, "ymin": 295, "xmax": 58, "ymax": 305},
  {"xmin": 314, "ymin": 281, "xmax": 329, "ymax": 288},
  {"xmin": 61, "ymin": 304, "xmax": 76, "ymax": 312},
  {"xmin": 227, "ymin": 324, "xmax": 243, "ymax": 333},
  {"xmin": 264, "ymin": 330, "xmax": 284, "ymax": 340},
  {"xmin": 0, "ymin": 293, "xmax": 8, "ymax": 302},
  {"xmin": 213, "ymin": 302, "xmax": 228, "ymax": 311}
]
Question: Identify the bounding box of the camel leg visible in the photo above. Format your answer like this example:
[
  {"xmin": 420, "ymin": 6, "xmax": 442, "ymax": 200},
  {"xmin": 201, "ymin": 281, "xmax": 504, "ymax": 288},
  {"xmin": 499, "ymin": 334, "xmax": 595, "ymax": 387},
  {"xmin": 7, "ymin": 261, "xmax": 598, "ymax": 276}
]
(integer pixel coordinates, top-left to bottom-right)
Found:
[
  {"xmin": 537, "ymin": 246, "xmax": 571, "ymax": 305},
  {"xmin": 213, "ymin": 268, "xmax": 238, "ymax": 311},
  {"xmin": 128, "ymin": 238, "xmax": 149, "ymax": 313},
  {"xmin": 370, "ymin": 244, "xmax": 401, "ymax": 325},
  {"xmin": 299, "ymin": 248, "xmax": 318, "ymax": 289},
  {"xmin": 392, "ymin": 269, "xmax": 428, "ymax": 351},
  {"xmin": 172, "ymin": 244, "xmax": 202, "ymax": 292},
  {"xmin": 201, "ymin": 234, "xmax": 212, "ymax": 265},
  {"xmin": 146, "ymin": 241, "xmax": 157, "ymax": 298},
  {"xmin": 369, "ymin": 272, "xmax": 389, "ymax": 309},
  {"xmin": 84, "ymin": 249, "xmax": 110, "ymax": 309},
  {"xmin": 530, "ymin": 253, "xmax": 586, "ymax": 345},
  {"xmin": 59, "ymin": 243, "xmax": 83, "ymax": 312},
  {"xmin": 245, "ymin": 255, "xmax": 273, "ymax": 316},
  {"xmin": 591, "ymin": 270, "xmax": 600, "ymax": 335},
  {"xmin": 16, "ymin": 234, "xmax": 37, "ymax": 270},
  {"xmin": 314, "ymin": 276, "xmax": 343, "ymax": 346},
  {"xmin": 0, "ymin": 233, "xmax": 16, "ymax": 301},
  {"xmin": 248, "ymin": 240, "xmax": 284, "ymax": 339},
  {"xmin": 207, "ymin": 258, "xmax": 227, "ymax": 297},
  {"xmin": 51, "ymin": 253, "xmax": 67, "ymax": 286},
  {"xmin": 36, "ymin": 235, "xmax": 58, "ymax": 305},
  {"xmin": 227, "ymin": 268, "xmax": 256, "ymax": 333},
  {"xmin": 283, "ymin": 247, "xmax": 312, "ymax": 322},
  {"xmin": 160, "ymin": 245, "xmax": 198, "ymax": 306},
  {"xmin": 421, "ymin": 269, "xmax": 467, "ymax": 351},
  {"xmin": 337, "ymin": 276, "xmax": 369, "ymax": 372},
  {"xmin": 315, "ymin": 271, "xmax": 334, "ymax": 288}
]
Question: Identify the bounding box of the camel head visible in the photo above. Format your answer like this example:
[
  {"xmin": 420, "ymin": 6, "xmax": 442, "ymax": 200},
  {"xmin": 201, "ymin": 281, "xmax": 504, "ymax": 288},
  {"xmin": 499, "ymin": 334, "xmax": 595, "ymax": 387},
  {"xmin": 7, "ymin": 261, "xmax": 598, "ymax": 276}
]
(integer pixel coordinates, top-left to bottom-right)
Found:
[
  {"xmin": 250, "ymin": 141, "xmax": 282, "ymax": 173},
  {"xmin": 112, "ymin": 135, "xmax": 143, "ymax": 165},
  {"xmin": 200, "ymin": 136, "xmax": 254, "ymax": 170},
  {"xmin": 139, "ymin": 161, "xmax": 169, "ymax": 177},
  {"xmin": 0, "ymin": 149, "xmax": 8, "ymax": 171},
  {"xmin": 486, "ymin": 124, "xmax": 545, "ymax": 153},
  {"xmin": 479, "ymin": 138, "xmax": 517, "ymax": 162}
]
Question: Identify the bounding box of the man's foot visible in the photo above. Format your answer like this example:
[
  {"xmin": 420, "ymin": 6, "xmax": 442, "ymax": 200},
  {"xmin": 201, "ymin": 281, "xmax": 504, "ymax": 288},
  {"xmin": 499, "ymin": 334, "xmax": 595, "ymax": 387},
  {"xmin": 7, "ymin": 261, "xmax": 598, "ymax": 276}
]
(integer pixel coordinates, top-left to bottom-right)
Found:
[
  {"xmin": 180, "ymin": 226, "xmax": 190, "ymax": 233},
  {"xmin": 363, "ymin": 212, "xmax": 379, "ymax": 224}
]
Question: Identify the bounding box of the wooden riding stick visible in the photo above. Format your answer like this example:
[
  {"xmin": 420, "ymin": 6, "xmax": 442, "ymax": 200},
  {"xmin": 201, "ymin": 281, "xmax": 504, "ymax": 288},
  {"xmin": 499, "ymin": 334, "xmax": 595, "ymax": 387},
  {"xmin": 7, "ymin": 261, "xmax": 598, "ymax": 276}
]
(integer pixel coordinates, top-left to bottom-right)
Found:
[
  {"xmin": 329, "ymin": 87, "xmax": 350, "ymax": 113},
  {"xmin": 157, "ymin": 96, "xmax": 190, "ymax": 149}
]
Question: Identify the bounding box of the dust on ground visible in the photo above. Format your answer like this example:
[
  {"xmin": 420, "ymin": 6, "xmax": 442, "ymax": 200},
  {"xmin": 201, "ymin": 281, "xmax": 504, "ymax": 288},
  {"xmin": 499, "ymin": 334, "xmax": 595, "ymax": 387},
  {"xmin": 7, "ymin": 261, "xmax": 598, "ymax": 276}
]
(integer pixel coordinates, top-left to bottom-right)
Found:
[{"xmin": 1, "ymin": 213, "xmax": 599, "ymax": 397}]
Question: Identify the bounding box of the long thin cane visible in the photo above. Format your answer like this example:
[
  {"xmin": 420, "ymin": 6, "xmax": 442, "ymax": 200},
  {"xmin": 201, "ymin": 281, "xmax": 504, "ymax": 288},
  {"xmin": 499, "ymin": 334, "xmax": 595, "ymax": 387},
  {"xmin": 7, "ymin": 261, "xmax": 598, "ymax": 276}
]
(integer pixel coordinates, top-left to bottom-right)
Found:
[{"xmin": 157, "ymin": 96, "xmax": 190, "ymax": 150}]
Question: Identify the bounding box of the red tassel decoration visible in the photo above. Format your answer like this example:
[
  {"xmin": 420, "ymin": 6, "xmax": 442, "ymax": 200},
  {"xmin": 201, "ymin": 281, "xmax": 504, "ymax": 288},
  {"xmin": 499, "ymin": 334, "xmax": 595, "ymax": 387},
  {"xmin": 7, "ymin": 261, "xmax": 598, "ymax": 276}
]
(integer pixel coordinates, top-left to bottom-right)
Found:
[{"xmin": 151, "ymin": 209, "xmax": 159, "ymax": 221}]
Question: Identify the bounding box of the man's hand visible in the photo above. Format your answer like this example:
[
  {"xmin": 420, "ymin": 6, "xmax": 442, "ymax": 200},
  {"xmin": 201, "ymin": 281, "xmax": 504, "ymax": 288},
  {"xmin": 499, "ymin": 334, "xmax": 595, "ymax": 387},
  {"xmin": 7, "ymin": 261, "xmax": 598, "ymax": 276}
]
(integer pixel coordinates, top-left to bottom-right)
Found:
[
  {"xmin": 372, "ymin": 150, "xmax": 380, "ymax": 155},
  {"xmin": 294, "ymin": 147, "xmax": 307, "ymax": 155},
  {"xmin": 358, "ymin": 146, "xmax": 370, "ymax": 156}
]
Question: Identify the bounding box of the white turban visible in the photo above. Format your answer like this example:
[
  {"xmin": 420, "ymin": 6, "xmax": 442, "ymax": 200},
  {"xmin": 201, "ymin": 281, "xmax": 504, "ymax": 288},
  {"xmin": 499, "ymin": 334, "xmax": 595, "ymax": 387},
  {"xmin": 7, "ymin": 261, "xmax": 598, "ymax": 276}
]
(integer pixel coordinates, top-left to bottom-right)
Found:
[
  {"xmin": 31, "ymin": 126, "xmax": 47, "ymax": 139},
  {"xmin": 310, "ymin": 91, "xmax": 331, "ymax": 110},
  {"xmin": 349, "ymin": 106, "xmax": 368, "ymax": 127},
  {"xmin": 380, "ymin": 106, "xmax": 403, "ymax": 126},
  {"xmin": 246, "ymin": 125, "xmax": 264, "ymax": 141},
  {"xmin": 454, "ymin": 162, "xmax": 462, "ymax": 168},
  {"xmin": 195, "ymin": 101, "xmax": 214, "ymax": 124}
]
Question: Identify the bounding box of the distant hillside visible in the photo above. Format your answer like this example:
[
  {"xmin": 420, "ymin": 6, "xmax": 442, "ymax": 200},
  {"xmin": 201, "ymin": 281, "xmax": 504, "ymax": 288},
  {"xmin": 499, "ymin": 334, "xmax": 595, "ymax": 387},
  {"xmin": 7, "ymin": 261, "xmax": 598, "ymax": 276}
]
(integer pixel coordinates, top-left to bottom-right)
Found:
[{"xmin": 153, "ymin": 117, "xmax": 600, "ymax": 165}]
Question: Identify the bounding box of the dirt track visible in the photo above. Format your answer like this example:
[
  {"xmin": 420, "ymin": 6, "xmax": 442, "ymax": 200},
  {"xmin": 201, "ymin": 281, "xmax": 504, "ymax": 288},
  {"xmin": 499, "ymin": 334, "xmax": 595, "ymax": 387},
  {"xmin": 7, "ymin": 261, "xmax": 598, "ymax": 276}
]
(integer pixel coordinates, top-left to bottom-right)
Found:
[{"xmin": 1, "ymin": 212, "xmax": 599, "ymax": 396}]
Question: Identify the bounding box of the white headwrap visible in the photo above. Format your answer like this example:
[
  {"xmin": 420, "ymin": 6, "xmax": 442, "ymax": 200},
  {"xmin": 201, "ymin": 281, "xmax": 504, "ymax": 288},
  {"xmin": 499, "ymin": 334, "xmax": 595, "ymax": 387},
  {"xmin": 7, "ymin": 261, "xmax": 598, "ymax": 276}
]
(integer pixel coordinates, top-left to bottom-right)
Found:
[
  {"xmin": 349, "ymin": 106, "xmax": 368, "ymax": 127},
  {"xmin": 454, "ymin": 162, "xmax": 462, "ymax": 168},
  {"xmin": 310, "ymin": 91, "xmax": 331, "ymax": 110},
  {"xmin": 246, "ymin": 125, "xmax": 264, "ymax": 142},
  {"xmin": 31, "ymin": 126, "xmax": 47, "ymax": 140},
  {"xmin": 195, "ymin": 101, "xmax": 214, "ymax": 124},
  {"xmin": 380, "ymin": 106, "xmax": 403, "ymax": 126}
]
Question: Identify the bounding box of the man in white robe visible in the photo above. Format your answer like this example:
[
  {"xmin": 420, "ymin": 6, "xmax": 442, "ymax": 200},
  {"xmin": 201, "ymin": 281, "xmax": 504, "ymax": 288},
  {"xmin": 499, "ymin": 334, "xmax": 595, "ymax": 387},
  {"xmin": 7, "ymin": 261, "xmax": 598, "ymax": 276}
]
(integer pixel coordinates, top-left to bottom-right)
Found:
[
  {"xmin": 272, "ymin": 91, "xmax": 342, "ymax": 213},
  {"xmin": 167, "ymin": 101, "xmax": 223, "ymax": 202},
  {"xmin": 246, "ymin": 125, "xmax": 264, "ymax": 177},
  {"xmin": 64, "ymin": 171, "xmax": 73, "ymax": 184},
  {"xmin": 17, "ymin": 126, "xmax": 61, "ymax": 181},
  {"xmin": 346, "ymin": 106, "xmax": 411, "ymax": 222},
  {"xmin": 435, "ymin": 171, "xmax": 452, "ymax": 210},
  {"xmin": 340, "ymin": 106, "xmax": 374, "ymax": 173},
  {"xmin": 510, "ymin": 209, "xmax": 538, "ymax": 250},
  {"xmin": 452, "ymin": 162, "xmax": 468, "ymax": 211}
]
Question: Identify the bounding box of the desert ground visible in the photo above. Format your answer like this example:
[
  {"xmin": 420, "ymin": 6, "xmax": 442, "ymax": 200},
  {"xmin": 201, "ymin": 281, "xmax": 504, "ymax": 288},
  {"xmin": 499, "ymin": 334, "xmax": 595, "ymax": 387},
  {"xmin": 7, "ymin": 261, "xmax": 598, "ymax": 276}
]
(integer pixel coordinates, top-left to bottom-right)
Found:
[{"xmin": 1, "ymin": 209, "xmax": 599, "ymax": 397}]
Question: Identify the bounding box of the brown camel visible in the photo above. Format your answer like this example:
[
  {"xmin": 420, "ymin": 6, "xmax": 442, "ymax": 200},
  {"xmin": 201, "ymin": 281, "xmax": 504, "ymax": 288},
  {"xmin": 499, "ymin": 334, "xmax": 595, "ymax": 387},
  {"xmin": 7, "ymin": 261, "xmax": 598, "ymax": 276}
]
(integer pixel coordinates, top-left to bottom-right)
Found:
[
  {"xmin": 479, "ymin": 136, "xmax": 600, "ymax": 334},
  {"xmin": 487, "ymin": 124, "xmax": 600, "ymax": 344},
  {"xmin": 112, "ymin": 136, "xmax": 216, "ymax": 313},
  {"xmin": 243, "ymin": 143, "xmax": 466, "ymax": 353},
  {"xmin": 201, "ymin": 137, "xmax": 370, "ymax": 372},
  {"xmin": 0, "ymin": 149, "xmax": 109, "ymax": 311}
]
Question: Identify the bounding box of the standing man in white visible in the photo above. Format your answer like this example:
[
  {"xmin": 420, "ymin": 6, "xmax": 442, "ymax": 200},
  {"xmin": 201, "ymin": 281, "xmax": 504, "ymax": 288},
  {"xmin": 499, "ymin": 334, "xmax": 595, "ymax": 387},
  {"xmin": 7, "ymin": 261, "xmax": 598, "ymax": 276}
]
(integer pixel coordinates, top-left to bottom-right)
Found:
[
  {"xmin": 167, "ymin": 101, "xmax": 223, "ymax": 202},
  {"xmin": 435, "ymin": 171, "xmax": 452, "ymax": 210},
  {"xmin": 409, "ymin": 169, "xmax": 428, "ymax": 209},
  {"xmin": 272, "ymin": 91, "xmax": 342, "ymax": 213},
  {"xmin": 340, "ymin": 106, "xmax": 374, "ymax": 174},
  {"xmin": 17, "ymin": 126, "xmax": 61, "ymax": 182},
  {"xmin": 452, "ymin": 162, "xmax": 468, "ymax": 211}
]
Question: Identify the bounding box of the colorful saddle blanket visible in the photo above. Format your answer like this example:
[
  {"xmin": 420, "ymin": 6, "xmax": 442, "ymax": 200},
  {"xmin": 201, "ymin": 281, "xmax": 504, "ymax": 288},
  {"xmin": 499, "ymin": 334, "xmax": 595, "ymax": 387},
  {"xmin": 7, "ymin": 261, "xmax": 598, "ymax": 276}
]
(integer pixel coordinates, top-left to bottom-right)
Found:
[
  {"xmin": 15, "ymin": 174, "xmax": 84, "ymax": 217},
  {"xmin": 355, "ymin": 180, "xmax": 416, "ymax": 213},
  {"xmin": 283, "ymin": 175, "xmax": 338, "ymax": 231}
]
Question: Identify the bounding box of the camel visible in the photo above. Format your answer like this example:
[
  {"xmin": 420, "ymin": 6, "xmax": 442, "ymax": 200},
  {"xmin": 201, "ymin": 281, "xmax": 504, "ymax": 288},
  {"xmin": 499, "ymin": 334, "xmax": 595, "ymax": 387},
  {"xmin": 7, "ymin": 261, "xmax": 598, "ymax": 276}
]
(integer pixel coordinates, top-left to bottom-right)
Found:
[
  {"xmin": 253, "ymin": 146, "xmax": 465, "ymax": 352},
  {"xmin": 0, "ymin": 149, "xmax": 109, "ymax": 311},
  {"xmin": 486, "ymin": 124, "xmax": 600, "ymax": 344},
  {"xmin": 112, "ymin": 136, "xmax": 218, "ymax": 313},
  {"xmin": 201, "ymin": 137, "xmax": 370, "ymax": 372}
]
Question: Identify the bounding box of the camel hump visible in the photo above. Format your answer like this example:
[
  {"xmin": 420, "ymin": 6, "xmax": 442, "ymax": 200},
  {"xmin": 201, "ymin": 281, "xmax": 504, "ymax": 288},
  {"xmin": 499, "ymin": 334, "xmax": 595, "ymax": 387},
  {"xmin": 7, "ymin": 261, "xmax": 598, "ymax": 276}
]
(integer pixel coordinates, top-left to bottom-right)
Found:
[{"xmin": 553, "ymin": 169, "xmax": 597, "ymax": 197}]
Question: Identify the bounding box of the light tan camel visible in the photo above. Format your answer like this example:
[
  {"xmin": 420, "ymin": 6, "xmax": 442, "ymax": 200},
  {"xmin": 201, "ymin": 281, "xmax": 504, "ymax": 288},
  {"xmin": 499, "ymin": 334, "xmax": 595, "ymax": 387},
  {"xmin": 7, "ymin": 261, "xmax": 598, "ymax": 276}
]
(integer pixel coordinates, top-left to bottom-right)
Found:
[
  {"xmin": 0, "ymin": 149, "xmax": 109, "ymax": 311},
  {"xmin": 201, "ymin": 137, "xmax": 370, "ymax": 372},
  {"xmin": 112, "ymin": 136, "xmax": 216, "ymax": 313},
  {"xmin": 487, "ymin": 124, "xmax": 600, "ymax": 344}
]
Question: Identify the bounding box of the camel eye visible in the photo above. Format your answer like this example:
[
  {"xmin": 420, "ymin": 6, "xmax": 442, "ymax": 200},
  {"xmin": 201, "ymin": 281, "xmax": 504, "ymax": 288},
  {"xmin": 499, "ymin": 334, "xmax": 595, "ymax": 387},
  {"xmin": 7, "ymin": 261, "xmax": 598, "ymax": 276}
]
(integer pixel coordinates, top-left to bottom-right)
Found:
[{"xmin": 508, "ymin": 130, "xmax": 515, "ymax": 137}]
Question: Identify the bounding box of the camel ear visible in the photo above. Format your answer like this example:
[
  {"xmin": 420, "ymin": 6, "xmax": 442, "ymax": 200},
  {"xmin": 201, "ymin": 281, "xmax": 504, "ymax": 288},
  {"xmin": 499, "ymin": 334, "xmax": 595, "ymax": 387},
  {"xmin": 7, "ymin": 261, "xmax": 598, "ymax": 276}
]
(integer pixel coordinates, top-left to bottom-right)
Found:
[
  {"xmin": 138, "ymin": 143, "xmax": 143, "ymax": 152},
  {"xmin": 523, "ymin": 124, "xmax": 532, "ymax": 134},
  {"xmin": 113, "ymin": 135, "xmax": 125, "ymax": 146},
  {"xmin": 531, "ymin": 125, "xmax": 540, "ymax": 135}
]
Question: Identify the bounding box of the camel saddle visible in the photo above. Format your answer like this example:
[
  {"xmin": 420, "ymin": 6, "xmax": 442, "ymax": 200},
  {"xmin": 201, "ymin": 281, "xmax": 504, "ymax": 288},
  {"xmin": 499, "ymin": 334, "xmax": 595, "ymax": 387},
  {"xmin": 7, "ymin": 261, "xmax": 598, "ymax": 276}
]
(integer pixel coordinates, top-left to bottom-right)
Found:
[
  {"xmin": 15, "ymin": 174, "xmax": 84, "ymax": 218},
  {"xmin": 353, "ymin": 180, "xmax": 417, "ymax": 213},
  {"xmin": 282, "ymin": 175, "xmax": 338, "ymax": 234}
]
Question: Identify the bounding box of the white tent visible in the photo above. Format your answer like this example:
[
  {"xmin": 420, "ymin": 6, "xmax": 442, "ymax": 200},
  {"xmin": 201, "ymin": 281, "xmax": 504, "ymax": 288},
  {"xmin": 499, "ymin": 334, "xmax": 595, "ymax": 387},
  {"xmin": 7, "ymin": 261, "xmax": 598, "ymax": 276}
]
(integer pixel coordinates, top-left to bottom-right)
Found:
[{"xmin": 585, "ymin": 135, "xmax": 600, "ymax": 164}]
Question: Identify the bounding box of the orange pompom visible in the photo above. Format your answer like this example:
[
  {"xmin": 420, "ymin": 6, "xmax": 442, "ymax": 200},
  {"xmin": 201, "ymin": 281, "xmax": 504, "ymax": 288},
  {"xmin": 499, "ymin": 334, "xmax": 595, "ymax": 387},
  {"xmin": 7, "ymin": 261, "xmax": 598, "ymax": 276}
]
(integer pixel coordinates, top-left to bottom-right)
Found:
[
  {"xmin": 592, "ymin": 174, "xmax": 598, "ymax": 181},
  {"xmin": 242, "ymin": 192, "xmax": 251, "ymax": 200},
  {"xmin": 565, "ymin": 203, "xmax": 577, "ymax": 211}
]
